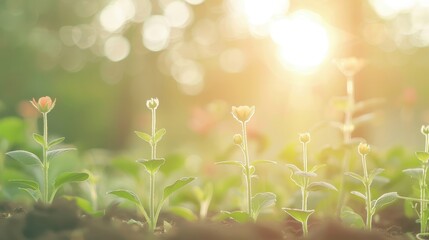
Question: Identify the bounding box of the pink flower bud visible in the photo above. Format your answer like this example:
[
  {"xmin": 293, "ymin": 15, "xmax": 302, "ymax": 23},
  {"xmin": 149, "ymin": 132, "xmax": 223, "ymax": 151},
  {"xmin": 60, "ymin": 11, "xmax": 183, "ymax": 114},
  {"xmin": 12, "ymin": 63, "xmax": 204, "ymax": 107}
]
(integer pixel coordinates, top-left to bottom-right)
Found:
[{"xmin": 30, "ymin": 96, "xmax": 56, "ymax": 114}]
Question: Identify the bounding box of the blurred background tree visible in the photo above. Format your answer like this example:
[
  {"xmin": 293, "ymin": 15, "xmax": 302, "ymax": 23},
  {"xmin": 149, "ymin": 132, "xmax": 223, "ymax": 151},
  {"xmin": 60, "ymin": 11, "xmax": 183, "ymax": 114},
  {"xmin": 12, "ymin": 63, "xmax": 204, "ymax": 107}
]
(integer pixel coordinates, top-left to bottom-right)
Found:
[{"xmin": 0, "ymin": 0, "xmax": 428, "ymax": 152}]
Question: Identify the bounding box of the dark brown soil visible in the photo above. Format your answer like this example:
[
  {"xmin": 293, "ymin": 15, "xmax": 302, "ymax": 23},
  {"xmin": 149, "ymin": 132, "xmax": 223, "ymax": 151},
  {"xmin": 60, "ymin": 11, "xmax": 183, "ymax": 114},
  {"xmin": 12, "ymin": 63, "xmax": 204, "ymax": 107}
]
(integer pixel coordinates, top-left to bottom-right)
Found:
[{"xmin": 0, "ymin": 200, "xmax": 413, "ymax": 240}]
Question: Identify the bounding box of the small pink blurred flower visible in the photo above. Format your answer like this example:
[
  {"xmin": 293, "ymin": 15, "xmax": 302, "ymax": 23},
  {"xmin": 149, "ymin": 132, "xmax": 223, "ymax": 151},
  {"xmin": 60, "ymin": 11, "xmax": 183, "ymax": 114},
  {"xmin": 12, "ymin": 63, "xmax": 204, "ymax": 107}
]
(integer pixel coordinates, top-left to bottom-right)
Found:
[
  {"xmin": 189, "ymin": 107, "xmax": 215, "ymax": 135},
  {"xmin": 30, "ymin": 96, "xmax": 56, "ymax": 114},
  {"xmin": 18, "ymin": 101, "xmax": 39, "ymax": 118},
  {"xmin": 401, "ymin": 87, "xmax": 417, "ymax": 108}
]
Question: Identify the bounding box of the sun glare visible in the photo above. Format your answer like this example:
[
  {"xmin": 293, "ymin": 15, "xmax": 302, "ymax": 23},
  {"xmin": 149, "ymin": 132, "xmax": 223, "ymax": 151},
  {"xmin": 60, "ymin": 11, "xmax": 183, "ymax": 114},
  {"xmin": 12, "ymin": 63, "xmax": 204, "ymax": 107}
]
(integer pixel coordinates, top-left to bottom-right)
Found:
[
  {"xmin": 243, "ymin": 0, "xmax": 289, "ymax": 26},
  {"xmin": 270, "ymin": 11, "xmax": 330, "ymax": 72}
]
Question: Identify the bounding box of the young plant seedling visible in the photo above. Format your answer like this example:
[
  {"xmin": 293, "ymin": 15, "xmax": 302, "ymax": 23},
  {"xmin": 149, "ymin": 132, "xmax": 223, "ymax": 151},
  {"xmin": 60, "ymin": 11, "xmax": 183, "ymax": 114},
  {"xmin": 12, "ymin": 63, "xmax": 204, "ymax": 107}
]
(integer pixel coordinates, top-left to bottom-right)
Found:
[
  {"xmin": 6, "ymin": 96, "xmax": 89, "ymax": 204},
  {"xmin": 345, "ymin": 142, "xmax": 397, "ymax": 230},
  {"xmin": 283, "ymin": 133, "xmax": 337, "ymax": 237},
  {"xmin": 332, "ymin": 57, "xmax": 384, "ymax": 215},
  {"xmin": 402, "ymin": 125, "xmax": 429, "ymax": 239},
  {"xmin": 108, "ymin": 98, "xmax": 195, "ymax": 232},
  {"xmin": 217, "ymin": 106, "xmax": 276, "ymax": 222}
]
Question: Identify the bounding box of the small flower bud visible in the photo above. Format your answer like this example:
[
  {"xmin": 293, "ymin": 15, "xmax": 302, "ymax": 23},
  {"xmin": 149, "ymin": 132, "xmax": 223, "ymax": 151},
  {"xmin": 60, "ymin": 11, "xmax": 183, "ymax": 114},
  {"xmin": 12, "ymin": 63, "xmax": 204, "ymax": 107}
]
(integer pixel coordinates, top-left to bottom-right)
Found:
[
  {"xmin": 233, "ymin": 134, "xmax": 243, "ymax": 145},
  {"xmin": 299, "ymin": 132, "xmax": 310, "ymax": 144},
  {"xmin": 146, "ymin": 98, "xmax": 159, "ymax": 110},
  {"xmin": 358, "ymin": 142, "xmax": 370, "ymax": 155},
  {"xmin": 334, "ymin": 57, "xmax": 365, "ymax": 78},
  {"xmin": 30, "ymin": 96, "xmax": 56, "ymax": 114},
  {"xmin": 421, "ymin": 125, "xmax": 429, "ymax": 135},
  {"xmin": 231, "ymin": 106, "xmax": 255, "ymax": 123}
]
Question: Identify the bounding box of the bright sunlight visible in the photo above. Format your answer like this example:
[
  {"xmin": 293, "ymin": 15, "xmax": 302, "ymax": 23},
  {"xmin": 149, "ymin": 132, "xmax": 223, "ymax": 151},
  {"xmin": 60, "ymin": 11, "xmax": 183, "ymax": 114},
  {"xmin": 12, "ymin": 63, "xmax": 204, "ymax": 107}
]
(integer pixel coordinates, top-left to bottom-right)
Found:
[{"xmin": 270, "ymin": 10, "xmax": 330, "ymax": 72}]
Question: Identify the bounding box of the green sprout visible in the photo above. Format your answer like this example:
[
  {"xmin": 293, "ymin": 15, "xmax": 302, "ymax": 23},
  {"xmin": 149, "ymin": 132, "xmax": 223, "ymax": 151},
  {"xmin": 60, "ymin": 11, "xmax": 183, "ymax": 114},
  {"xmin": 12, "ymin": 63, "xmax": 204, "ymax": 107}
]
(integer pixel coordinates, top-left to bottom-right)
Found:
[
  {"xmin": 109, "ymin": 98, "xmax": 195, "ymax": 232},
  {"xmin": 6, "ymin": 96, "xmax": 88, "ymax": 204},
  {"xmin": 332, "ymin": 57, "xmax": 384, "ymax": 215},
  {"xmin": 402, "ymin": 125, "xmax": 429, "ymax": 239},
  {"xmin": 217, "ymin": 106, "xmax": 276, "ymax": 222},
  {"xmin": 345, "ymin": 142, "xmax": 397, "ymax": 230},
  {"xmin": 283, "ymin": 133, "xmax": 337, "ymax": 237}
]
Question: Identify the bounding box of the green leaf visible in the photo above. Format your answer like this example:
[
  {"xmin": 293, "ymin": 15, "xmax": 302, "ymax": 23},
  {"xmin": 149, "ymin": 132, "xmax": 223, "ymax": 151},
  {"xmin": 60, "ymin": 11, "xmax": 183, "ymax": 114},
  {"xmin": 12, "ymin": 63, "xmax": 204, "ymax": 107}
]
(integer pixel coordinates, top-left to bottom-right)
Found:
[
  {"xmin": 154, "ymin": 128, "xmax": 166, "ymax": 143},
  {"xmin": 252, "ymin": 159, "xmax": 277, "ymax": 165},
  {"xmin": 403, "ymin": 168, "xmax": 424, "ymax": 179},
  {"xmin": 341, "ymin": 207, "xmax": 364, "ymax": 229},
  {"xmin": 163, "ymin": 177, "xmax": 195, "ymax": 201},
  {"xmin": 353, "ymin": 98, "xmax": 385, "ymax": 113},
  {"xmin": 251, "ymin": 192, "xmax": 276, "ymax": 220},
  {"xmin": 137, "ymin": 159, "xmax": 165, "ymax": 174},
  {"xmin": 283, "ymin": 208, "xmax": 315, "ymax": 223},
  {"xmin": 63, "ymin": 196, "xmax": 93, "ymax": 213},
  {"xmin": 135, "ymin": 131, "xmax": 152, "ymax": 143},
  {"xmin": 352, "ymin": 113, "xmax": 375, "ymax": 127},
  {"xmin": 350, "ymin": 191, "xmax": 366, "ymax": 200},
  {"xmin": 309, "ymin": 164, "xmax": 326, "ymax": 173},
  {"xmin": 345, "ymin": 172, "xmax": 364, "ymax": 184},
  {"xmin": 286, "ymin": 163, "xmax": 302, "ymax": 173},
  {"xmin": 33, "ymin": 133, "xmax": 45, "ymax": 147},
  {"xmin": 307, "ymin": 181, "xmax": 337, "ymax": 192},
  {"xmin": 416, "ymin": 151, "xmax": 429, "ymax": 163},
  {"xmin": 215, "ymin": 161, "xmax": 244, "ymax": 168},
  {"xmin": 169, "ymin": 206, "xmax": 198, "ymax": 221},
  {"xmin": 6, "ymin": 150, "xmax": 42, "ymax": 166},
  {"xmin": 108, "ymin": 190, "xmax": 141, "ymax": 205},
  {"xmin": 54, "ymin": 172, "xmax": 89, "ymax": 189},
  {"xmin": 295, "ymin": 171, "xmax": 317, "ymax": 178},
  {"xmin": 368, "ymin": 168, "xmax": 384, "ymax": 184},
  {"xmin": 19, "ymin": 188, "xmax": 41, "ymax": 201},
  {"xmin": 47, "ymin": 148, "xmax": 76, "ymax": 161},
  {"xmin": 48, "ymin": 137, "xmax": 65, "ymax": 148},
  {"xmin": 221, "ymin": 211, "xmax": 252, "ymax": 223},
  {"xmin": 371, "ymin": 192, "xmax": 398, "ymax": 213},
  {"xmin": 10, "ymin": 179, "xmax": 39, "ymax": 190}
]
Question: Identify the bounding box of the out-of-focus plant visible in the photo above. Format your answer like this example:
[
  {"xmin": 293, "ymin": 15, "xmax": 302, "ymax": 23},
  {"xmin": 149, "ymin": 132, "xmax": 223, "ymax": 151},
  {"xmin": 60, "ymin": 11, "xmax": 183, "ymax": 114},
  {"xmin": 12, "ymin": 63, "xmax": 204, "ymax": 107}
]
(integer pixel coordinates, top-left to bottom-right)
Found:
[
  {"xmin": 217, "ymin": 106, "xmax": 276, "ymax": 222},
  {"xmin": 402, "ymin": 126, "xmax": 429, "ymax": 239},
  {"xmin": 6, "ymin": 96, "xmax": 89, "ymax": 204},
  {"xmin": 283, "ymin": 133, "xmax": 337, "ymax": 237},
  {"xmin": 193, "ymin": 183, "xmax": 213, "ymax": 219},
  {"xmin": 109, "ymin": 98, "xmax": 195, "ymax": 232},
  {"xmin": 345, "ymin": 142, "xmax": 397, "ymax": 230},
  {"xmin": 332, "ymin": 57, "xmax": 384, "ymax": 215}
]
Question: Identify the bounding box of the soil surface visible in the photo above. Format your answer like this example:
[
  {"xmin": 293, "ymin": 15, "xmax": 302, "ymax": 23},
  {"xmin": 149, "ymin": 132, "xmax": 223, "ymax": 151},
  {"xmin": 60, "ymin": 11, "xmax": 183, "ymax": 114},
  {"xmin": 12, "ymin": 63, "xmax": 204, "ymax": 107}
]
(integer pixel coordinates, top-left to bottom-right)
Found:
[{"xmin": 0, "ymin": 200, "xmax": 414, "ymax": 240}]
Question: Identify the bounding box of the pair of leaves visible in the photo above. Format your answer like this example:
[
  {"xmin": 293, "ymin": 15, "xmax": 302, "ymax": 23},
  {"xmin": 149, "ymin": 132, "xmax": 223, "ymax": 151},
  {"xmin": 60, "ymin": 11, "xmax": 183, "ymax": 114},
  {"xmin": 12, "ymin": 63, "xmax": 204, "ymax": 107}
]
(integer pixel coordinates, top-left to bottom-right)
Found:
[
  {"xmin": 33, "ymin": 134, "xmax": 64, "ymax": 149},
  {"xmin": 345, "ymin": 168, "xmax": 384, "ymax": 186},
  {"xmin": 135, "ymin": 128, "xmax": 166, "ymax": 145},
  {"xmin": 6, "ymin": 148, "xmax": 76, "ymax": 166},
  {"xmin": 137, "ymin": 159, "xmax": 165, "ymax": 175},
  {"xmin": 108, "ymin": 177, "xmax": 196, "ymax": 221},
  {"xmin": 283, "ymin": 208, "xmax": 315, "ymax": 223}
]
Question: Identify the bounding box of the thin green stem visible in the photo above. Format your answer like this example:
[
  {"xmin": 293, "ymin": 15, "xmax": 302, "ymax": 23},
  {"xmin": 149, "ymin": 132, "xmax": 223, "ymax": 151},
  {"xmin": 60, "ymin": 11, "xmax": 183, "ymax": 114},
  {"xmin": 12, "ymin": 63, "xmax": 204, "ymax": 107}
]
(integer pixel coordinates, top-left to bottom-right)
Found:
[
  {"xmin": 421, "ymin": 165, "xmax": 428, "ymax": 234},
  {"xmin": 361, "ymin": 154, "xmax": 372, "ymax": 230},
  {"xmin": 149, "ymin": 108, "xmax": 157, "ymax": 232},
  {"xmin": 42, "ymin": 113, "xmax": 49, "ymax": 204},
  {"xmin": 241, "ymin": 122, "xmax": 252, "ymax": 217},
  {"xmin": 149, "ymin": 172, "xmax": 155, "ymax": 232},
  {"xmin": 301, "ymin": 142, "xmax": 310, "ymax": 236}
]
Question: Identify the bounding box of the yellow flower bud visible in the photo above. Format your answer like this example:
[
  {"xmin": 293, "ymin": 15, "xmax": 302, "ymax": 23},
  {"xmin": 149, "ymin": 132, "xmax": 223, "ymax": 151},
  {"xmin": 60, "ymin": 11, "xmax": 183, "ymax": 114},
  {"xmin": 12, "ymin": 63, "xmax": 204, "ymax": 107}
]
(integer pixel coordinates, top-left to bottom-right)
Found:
[
  {"xmin": 233, "ymin": 134, "xmax": 243, "ymax": 145},
  {"xmin": 299, "ymin": 132, "xmax": 310, "ymax": 144},
  {"xmin": 334, "ymin": 57, "xmax": 365, "ymax": 78},
  {"xmin": 146, "ymin": 98, "xmax": 159, "ymax": 110},
  {"xmin": 231, "ymin": 106, "xmax": 255, "ymax": 123},
  {"xmin": 358, "ymin": 142, "xmax": 370, "ymax": 155}
]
